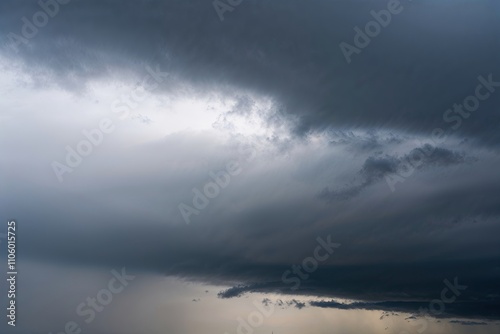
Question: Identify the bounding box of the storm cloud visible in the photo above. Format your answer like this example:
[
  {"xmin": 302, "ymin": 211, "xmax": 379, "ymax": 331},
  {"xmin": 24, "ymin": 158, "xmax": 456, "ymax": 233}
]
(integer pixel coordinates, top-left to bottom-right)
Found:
[{"xmin": 1, "ymin": 1, "xmax": 499, "ymax": 333}]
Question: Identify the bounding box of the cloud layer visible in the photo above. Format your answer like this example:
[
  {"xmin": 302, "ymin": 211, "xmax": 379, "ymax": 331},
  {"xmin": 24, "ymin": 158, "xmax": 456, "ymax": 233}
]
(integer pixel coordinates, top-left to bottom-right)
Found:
[{"xmin": 1, "ymin": 1, "xmax": 500, "ymax": 333}]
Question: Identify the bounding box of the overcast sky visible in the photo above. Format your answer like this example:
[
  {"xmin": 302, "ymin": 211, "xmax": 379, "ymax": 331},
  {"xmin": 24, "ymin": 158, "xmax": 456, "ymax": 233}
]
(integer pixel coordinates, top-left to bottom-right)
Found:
[{"xmin": 1, "ymin": 1, "xmax": 500, "ymax": 334}]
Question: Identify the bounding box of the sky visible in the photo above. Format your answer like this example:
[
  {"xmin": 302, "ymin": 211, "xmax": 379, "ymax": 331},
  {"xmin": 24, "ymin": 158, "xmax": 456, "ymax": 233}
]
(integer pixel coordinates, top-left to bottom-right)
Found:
[{"xmin": 0, "ymin": 0, "xmax": 500, "ymax": 333}]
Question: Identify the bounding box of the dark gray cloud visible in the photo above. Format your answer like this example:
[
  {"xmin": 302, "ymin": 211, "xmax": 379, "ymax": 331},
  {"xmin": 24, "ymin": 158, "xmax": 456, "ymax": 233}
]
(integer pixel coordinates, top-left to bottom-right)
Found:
[
  {"xmin": 261, "ymin": 298, "xmax": 306, "ymax": 310},
  {"xmin": 449, "ymin": 320, "xmax": 488, "ymax": 326},
  {"xmin": 1, "ymin": 0, "xmax": 500, "ymax": 142},
  {"xmin": 288, "ymin": 299, "xmax": 306, "ymax": 309},
  {"xmin": 218, "ymin": 284, "xmax": 254, "ymax": 299},
  {"xmin": 319, "ymin": 145, "xmax": 472, "ymax": 200},
  {"xmin": 327, "ymin": 131, "xmax": 404, "ymax": 152},
  {"xmin": 310, "ymin": 300, "xmax": 500, "ymax": 321}
]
